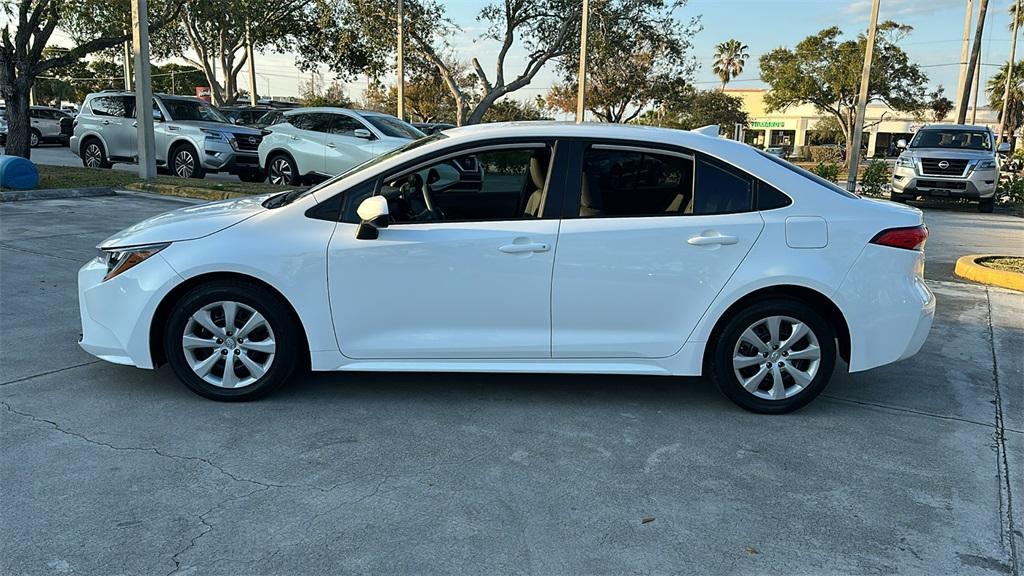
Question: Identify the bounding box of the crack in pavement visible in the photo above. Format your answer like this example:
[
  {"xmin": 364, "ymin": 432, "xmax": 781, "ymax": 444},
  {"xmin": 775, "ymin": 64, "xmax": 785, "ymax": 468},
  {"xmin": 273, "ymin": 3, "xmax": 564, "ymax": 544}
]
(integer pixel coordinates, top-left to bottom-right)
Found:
[
  {"xmin": 820, "ymin": 394, "xmax": 1024, "ymax": 436},
  {"xmin": 987, "ymin": 288, "xmax": 1020, "ymax": 576},
  {"xmin": 1, "ymin": 360, "xmax": 101, "ymax": 387}
]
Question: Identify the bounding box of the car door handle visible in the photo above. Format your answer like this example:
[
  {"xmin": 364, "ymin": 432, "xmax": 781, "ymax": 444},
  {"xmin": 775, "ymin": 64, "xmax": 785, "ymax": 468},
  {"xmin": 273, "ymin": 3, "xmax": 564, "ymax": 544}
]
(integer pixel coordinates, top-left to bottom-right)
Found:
[
  {"xmin": 290, "ymin": 135, "xmax": 299, "ymax": 140},
  {"xmin": 131, "ymin": 122, "xmax": 137, "ymax": 128},
  {"xmin": 168, "ymin": 125, "xmax": 179, "ymax": 131},
  {"xmin": 102, "ymin": 120, "xmax": 110, "ymax": 125},
  {"xmin": 688, "ymin": 233, "xmax": 739, "ymax": 246},
  {"xmin": 326, "ymin": 142, "xmax": 336, "ymax": 148},
  {"xmin": 499, "ymin": 242, "xmax": 550, "ymax": 254}
]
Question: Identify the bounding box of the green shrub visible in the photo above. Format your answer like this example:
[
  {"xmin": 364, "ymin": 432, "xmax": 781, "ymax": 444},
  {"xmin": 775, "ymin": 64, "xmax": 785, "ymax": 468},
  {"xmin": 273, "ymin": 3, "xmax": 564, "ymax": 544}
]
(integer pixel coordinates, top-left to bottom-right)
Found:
[
  {"xmin": 808, "ymin": 145, "xmax": 844, "ymax": 164},
  {"xmin": 811, "ymin": 162, "xmax": 841, "ymax": 183},
  {"xmin": 859, "ymin": 159, "xmax": 891, "ymax": 196},
  {"xmin": 997, "ymin": 174, "xmax": 1024, "ymax": 205}
]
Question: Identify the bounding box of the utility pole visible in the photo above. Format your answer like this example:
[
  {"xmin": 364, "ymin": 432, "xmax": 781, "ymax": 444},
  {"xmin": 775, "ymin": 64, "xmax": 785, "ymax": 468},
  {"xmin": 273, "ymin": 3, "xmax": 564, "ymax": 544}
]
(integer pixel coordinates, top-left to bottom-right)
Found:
[
  {"xmin": 396, "ymin": 0, "xmax": 405, "ymax": 120},
  {"xmin": 575, "ymin": 0, "xmax": 590, "ymax": 123},
  {"xmin": 846, "ymin": 0, "xmax": 881, "ymax": 193},
  {"xmin": 970, "ymin": 49, "xmax": 982, "ymax": 124},
  {"xmin": 999, "ymin": 0, "xmax": 1020, "ymax": 146},
  {"xmin": 956, "ymin": 0, "xmax": 974, "ymax": 120},
  {"xmin": 958, "ymin": 0, "xmax": 990, "ymax": 123},
  {"xmin": 171, "ymin": 70, "xmax": 176, "ymax": 95},
  {"xmin": 122, "ymin": 36, "xmax": 133, "ymax": 90},
  {"xmin": 246, "ymin": 20, "xmax": 258, "ymax": 106},
  {"xmin": 131, "ymin": 0, "xmax": 156, "ymax": 179}
]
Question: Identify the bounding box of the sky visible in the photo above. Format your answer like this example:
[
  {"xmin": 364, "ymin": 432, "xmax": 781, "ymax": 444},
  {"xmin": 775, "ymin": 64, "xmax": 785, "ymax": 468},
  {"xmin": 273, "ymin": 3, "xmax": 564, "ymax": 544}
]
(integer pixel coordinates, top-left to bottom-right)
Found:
[{"xmin": 34, "ymin": 0, "xmax": 1023, "ymax": 110}]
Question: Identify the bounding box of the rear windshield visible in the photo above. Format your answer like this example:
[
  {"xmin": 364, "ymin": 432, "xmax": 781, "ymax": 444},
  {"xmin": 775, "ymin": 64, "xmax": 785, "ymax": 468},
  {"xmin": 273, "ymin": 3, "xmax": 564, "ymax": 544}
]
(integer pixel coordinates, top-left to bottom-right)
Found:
[
  {"xmin": 757, "ymin": 150, "xmax": 859, "ymax": 199},
  {"xmin": 910, "ymin": 129, "xmax": 992, "ymax": 151},
  {"xmin": 364, "ymin": 115, "xmax": 425, "ymax": 139}
]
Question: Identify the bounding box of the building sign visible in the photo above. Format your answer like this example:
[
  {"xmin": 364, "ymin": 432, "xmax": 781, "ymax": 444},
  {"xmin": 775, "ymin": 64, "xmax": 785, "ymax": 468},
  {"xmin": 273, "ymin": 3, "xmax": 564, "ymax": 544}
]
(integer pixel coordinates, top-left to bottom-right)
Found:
[
  {"xmin": 750, "ymin": 120, "xmax": 786, "ymax": 129},
  {"xmin": 195, "ymin": 87, "xmax": 212, "ymax": 102}
]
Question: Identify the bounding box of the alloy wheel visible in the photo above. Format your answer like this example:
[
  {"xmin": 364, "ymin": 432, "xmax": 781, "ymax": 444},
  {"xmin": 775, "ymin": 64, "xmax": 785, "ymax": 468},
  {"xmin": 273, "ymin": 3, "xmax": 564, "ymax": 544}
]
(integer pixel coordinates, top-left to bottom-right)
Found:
[
  {"xmin": 269, "ymin": 157, "xmax": 293, "ymax": 185},
  {"xmin": 30, "ymin": 132, "xmax": 39, "ymax": 147},
  {"xmin": 732, "ymin": 315, "xmax": 821, "ymax": 401},
  {"xmin": 84, "ymin": 144, "xmax": 103, "ymax": 168},
  {"xmin": 174, "ymin": 149, "xmax": 196, "ymax": 178},
  {"xmin": 181, "ymin": 301, "xmax": 276, "ymax": 389}
]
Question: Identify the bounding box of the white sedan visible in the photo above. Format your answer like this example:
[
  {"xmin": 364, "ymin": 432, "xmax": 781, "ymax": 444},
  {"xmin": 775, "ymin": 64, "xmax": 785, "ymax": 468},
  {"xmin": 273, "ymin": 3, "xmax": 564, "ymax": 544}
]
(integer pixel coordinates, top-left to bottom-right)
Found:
[{"xmin": 78, "ymin": 123, "xmax": 935, "ymax": 413}]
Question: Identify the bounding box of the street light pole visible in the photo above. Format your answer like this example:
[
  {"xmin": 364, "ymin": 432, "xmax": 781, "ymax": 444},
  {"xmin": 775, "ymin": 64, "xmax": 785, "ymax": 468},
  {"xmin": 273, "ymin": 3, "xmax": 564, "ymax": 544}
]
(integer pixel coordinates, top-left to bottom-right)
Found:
[
  {"xmin": 122, "ymin": 35, "xmax": 133, "ymax": 90},
  {"xmin": 396, "ymin": 0, "xmax": 405, "ymax": 120},
  {"xmin": 999, "ymin": 0, "xmax": 1020, "ymax": 146},
  {"xmin": 957, "ymin": 0, "xmax": 990, "ymax": 123},
  {"xmin": 575, "ymin": 0, "xmax": 590, "ymax": 123},
  {"xmin": 246, "ymin": 20, "xmax": 258, "ymax": 106},
  {"xmin": 131, "ymin": 0, "xmax": 156, "ymax": 179},
  {"xmin": 846, "ymin": 0, "xmax": 881, "ymax": 193},
  {"xmin": 956, "ymin": 0, "xmax": 974, "ymax": 120}
]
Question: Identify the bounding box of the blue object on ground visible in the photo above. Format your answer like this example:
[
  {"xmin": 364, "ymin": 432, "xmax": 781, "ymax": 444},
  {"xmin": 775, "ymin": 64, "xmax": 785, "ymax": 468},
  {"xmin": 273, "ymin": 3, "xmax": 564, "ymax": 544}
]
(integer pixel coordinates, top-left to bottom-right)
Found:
[{"xmin": 0, "ymin": 156, "xmax": 40, "ymax": 190}]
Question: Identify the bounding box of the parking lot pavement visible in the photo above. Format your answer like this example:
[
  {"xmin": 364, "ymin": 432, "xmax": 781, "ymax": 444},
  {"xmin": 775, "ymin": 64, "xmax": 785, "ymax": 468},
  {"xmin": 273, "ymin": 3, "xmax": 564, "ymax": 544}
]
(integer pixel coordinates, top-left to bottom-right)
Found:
[
  {"xmin": 1, "ymin": 195, "xmax": 1021, "ymax": 576},
  {"xmin": 5, "ymin": 145, "xmax": 242, "ymax": 183}
]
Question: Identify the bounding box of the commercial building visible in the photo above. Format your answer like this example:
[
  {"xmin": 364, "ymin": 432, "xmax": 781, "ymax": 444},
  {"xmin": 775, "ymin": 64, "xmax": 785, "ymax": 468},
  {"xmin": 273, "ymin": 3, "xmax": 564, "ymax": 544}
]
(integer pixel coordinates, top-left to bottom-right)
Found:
[{"xmin": 725, "ymin": 89, "xmax": 1000, "ymax": 159}]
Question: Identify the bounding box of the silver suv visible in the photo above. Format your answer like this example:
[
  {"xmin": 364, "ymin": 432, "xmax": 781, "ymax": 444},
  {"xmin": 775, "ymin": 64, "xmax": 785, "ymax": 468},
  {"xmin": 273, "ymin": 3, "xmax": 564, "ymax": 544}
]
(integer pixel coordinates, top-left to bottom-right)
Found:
[
  {"xmin": 891, "ymin": 124, "xmax": 1006, "ymax": 213},
  {"xmin": 71, "ymin": 92, "xmax": 266, "ymax": 181}
]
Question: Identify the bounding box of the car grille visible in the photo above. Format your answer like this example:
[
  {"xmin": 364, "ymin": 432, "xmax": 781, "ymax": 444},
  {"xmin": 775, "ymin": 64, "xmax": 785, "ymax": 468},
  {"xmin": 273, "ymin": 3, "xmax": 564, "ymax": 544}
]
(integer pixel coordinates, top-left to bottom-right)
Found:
[
  {"xmin": 232, "ymin": 133, "xmax": 262, "ymax": 151},
  {"xmin": 917, "ymin": 180, "xmax": 967, "ymax": 190},
  {"xmin": 920, "ymin": 158, "xmax": 968, "ymax": 176}
]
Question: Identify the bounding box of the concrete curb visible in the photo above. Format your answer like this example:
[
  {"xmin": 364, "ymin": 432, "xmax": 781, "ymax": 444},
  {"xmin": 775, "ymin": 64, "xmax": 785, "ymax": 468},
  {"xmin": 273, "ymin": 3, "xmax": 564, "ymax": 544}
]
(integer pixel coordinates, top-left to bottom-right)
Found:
[
  {"xmin": 123, "ymin": 182, "xmax": 250, "ymax": 201},
  {"xmin": 0, "ymin": 187, "xmax": 115, "ymax": 202},
  {"xmin": 954, "ymin": 254, "xmax": 1024, "ymax": 292}
]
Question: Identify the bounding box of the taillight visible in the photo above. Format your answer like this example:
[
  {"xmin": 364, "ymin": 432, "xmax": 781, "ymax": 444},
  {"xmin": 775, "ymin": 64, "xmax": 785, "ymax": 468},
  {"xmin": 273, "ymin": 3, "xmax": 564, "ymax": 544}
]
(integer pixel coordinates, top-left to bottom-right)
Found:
[{"xmin": 870, "ymin": 225, "xmax": 928, "ymax": 251}]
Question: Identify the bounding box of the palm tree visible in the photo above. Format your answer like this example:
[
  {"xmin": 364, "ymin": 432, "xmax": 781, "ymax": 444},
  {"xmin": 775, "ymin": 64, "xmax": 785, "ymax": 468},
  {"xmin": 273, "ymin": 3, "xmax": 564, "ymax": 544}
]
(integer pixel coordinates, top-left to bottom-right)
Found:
[
  {"xmin": 712, "ymin": 39, "xmax": 750, "ymax": 90},
  {"xmin": 988, "ymin": 60, "xmax": 1024, "ymax": 143}
]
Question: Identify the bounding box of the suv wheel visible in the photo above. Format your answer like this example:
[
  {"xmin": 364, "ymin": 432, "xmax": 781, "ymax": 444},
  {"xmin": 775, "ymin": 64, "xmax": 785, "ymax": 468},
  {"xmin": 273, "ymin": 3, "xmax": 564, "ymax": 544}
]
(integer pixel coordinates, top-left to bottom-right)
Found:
[
  {"xmin": 711, "ymin": 299, "xmax": 837, "ymax": 414},
  {"xmin": 237, "ymin": 170, "xmax": 266, "ymax": 183},
  {"xmin": 171, "ymin": 144, "xmax": 206, "ymax": 179},
  {"xmin": 30, "ymin": 130, "xmax": 41, "ymax": 148},
  {"xmin": 81, "ymin": 140, "xmax": 112, "ymax": 169},
  {"xmin": 267, "ymin": 154, "xmax": 298, "ymax": 186},
  {"xmin": 164, "ymin": 280, "xmax": 300, "ymax": 401},
  {"xmin": 979, "ymin": 198, "xmax": 995, "ymax": 213}
]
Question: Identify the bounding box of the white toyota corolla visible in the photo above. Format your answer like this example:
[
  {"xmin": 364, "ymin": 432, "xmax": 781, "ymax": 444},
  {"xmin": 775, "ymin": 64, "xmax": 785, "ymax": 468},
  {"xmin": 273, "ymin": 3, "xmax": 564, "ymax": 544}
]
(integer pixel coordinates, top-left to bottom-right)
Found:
[{"xmin": 78, "ymin": 123, "xmax": 934, "ymax": 413}]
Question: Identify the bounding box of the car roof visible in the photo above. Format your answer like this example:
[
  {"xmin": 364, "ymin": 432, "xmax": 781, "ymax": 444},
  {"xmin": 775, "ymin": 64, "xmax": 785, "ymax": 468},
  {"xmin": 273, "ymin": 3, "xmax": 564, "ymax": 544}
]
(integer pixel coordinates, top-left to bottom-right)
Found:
[
  {"xmin": 921, "ymin": 123, "xmax": 993, "ymax": 131},
  {"xmin": 284, "ymin": 107, "xmax": 397, "ymax": 118}
]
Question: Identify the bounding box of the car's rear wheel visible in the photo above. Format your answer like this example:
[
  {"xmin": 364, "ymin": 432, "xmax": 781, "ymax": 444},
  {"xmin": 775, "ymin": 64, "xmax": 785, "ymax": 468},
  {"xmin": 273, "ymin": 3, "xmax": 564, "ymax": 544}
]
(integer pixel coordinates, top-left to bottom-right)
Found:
[
  {"xmin": 267, "ymin": 154, "xmax": 298, "ymax": 186},
  {"xmin": 165, "ymin": 281, "xmax": 300, "ymax": 401},
  {"xmin": 30, "ymin": 130, "xmax": 41, "ymax": 148},
  {"xmin": 979, "ymin": 198, "xmax": 995, "ymax": 213},
  {"xmin": 81, "ymin": 139, "xmax": 112, "ymax": 169},
  {"xmin": 171, "ymin": 144, "xmax": 205, "ymax": 179},
  {"xmin": 711, "ymin": 299, "xmax": 837, "ymax": 414}
]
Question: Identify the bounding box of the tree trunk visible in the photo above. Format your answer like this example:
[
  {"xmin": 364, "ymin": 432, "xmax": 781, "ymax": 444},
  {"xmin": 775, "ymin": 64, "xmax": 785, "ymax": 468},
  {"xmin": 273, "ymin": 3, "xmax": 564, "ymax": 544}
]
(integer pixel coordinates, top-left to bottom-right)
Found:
[{"xmin": 3, "ymin": 81, "xmax": 33, "ymax": 160}]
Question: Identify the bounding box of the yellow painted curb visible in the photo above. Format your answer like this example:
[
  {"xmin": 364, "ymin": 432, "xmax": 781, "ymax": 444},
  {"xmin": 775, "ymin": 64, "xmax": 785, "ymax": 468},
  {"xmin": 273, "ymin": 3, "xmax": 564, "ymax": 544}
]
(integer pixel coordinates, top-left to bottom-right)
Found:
[{"xmin": 954, "ymin": 254, "xmax": 1024, "ymax": 292}]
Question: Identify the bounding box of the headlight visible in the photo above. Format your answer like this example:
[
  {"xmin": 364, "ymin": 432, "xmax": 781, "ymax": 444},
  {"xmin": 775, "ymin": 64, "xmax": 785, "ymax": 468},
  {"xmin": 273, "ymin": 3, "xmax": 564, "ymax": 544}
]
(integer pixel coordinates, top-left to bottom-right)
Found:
[
  {"xmin": 200, "ymin": 128, "xmax": 229, "ymax": 141},
  {"xmin": 975, "ymin": 159, "xmax": 997, "ymax": 170},
  {"xmin": 896, "ymin": 156, "xmax": 915, "ymax": 168},
  {"xmin": 99, "ymin": 243, "xmax": 169, "ymax": 281}
]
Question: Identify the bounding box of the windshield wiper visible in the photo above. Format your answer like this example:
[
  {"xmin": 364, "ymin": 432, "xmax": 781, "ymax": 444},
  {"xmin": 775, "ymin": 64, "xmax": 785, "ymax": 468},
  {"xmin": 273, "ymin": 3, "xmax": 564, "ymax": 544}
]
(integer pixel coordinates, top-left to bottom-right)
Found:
[{"xmin": 262, "ymin": 187, "xmax": 310, "ymax": 209}]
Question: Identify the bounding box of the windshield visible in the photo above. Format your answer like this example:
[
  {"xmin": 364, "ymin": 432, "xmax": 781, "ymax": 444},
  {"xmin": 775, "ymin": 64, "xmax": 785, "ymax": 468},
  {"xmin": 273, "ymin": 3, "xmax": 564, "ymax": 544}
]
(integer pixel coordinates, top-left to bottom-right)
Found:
[
  {"xmin": 364, "ymin": 115, "xmax": 425, "ymax": 139},
  {"xmin": 162, "ymin": 99, "xmax": 230, "ymax": 123},
  {"xmin": 910, "ymin": 129, "xmax": 992, "ymax": 151},
  {"xmin": 757, "ymin": 150, "xmax": 859, "ymax": 199}
]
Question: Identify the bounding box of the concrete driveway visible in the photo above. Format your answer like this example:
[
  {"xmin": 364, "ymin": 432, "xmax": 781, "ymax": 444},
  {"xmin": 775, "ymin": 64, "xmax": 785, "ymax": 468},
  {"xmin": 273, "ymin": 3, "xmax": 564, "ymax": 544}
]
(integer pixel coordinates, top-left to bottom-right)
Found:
[{"xmin": 1, "ymin": 194, "xmax": 1021, "ymax": 575}]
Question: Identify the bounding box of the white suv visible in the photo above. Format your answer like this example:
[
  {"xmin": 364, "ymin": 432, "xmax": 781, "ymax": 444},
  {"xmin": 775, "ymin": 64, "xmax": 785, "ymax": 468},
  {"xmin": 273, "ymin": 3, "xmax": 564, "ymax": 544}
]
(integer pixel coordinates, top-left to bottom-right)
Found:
[{"xmin": 258, "ymin": 107, "xmax": 423, "ymax": 185}]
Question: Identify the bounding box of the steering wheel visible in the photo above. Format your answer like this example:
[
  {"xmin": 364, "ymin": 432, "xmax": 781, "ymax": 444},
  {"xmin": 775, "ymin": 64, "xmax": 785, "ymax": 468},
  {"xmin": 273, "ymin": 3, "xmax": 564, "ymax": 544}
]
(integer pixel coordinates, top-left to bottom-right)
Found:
[{"xmin": 419, "ymin": 168, "xmax": 444, "ymax": 221}]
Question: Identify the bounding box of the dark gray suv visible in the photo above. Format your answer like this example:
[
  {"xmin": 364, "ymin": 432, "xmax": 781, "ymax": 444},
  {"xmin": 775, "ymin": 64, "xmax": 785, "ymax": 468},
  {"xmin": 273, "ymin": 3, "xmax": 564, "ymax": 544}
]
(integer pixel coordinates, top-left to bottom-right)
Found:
[{"xmin": 71, "ymin": 92, "xmax": 266, "ymax": 181}]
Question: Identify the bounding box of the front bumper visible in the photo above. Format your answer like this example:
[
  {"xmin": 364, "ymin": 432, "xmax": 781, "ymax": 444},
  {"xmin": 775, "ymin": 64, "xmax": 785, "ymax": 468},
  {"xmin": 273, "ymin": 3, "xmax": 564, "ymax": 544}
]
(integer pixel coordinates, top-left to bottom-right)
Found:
[
  {"xmin": 891, "ymin": 165, "xmax": 997, "ymax": 199},
  {"xmin": 201, "ymin": 139, "xmax": 261, "ymax": 174},
  {"xmin": 78, "ymin": 253, "xmax": 182, "ymax": 368}
]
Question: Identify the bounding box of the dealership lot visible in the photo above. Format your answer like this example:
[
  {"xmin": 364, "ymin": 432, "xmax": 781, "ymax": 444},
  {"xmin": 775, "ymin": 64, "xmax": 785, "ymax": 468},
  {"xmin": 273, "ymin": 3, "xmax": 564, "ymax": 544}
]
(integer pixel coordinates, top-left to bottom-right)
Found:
[{"xmin": 1, "ymin": 194, "xmax": 1021, "ymax": 575}]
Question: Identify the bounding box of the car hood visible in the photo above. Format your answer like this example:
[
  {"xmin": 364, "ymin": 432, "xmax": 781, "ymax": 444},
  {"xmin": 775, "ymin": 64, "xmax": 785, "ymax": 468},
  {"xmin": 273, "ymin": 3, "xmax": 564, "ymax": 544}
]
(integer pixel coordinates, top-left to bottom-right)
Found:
[
  {"xmin": 99, "ymin": 194, "xmax": 274, "ymax": 248},
  {"xmin": 172, "ymin": 120, "xmax": 261, "ymax": 134},
  {"xmin": 902, "ymin": 148, "xmax": 993, "ymax": 160}
]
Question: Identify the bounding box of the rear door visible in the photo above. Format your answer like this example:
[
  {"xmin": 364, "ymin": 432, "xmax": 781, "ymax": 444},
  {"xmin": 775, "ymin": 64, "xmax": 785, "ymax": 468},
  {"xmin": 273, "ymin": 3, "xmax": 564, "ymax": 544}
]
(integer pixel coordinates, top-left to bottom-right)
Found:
[
  {"xmin": 322, "ymin": 113, "xmax": 378, "ymax": 176},
  {"xmin": 551, "ymin": 142, "xmax": 765, "ymax": 358},
  {"xmin": 283, "ymin": 112, "xmax": 331, "ymax": 175},
  {"xmin": 89, "ymin": 96, "xmax": 136, "ymax": 160}
]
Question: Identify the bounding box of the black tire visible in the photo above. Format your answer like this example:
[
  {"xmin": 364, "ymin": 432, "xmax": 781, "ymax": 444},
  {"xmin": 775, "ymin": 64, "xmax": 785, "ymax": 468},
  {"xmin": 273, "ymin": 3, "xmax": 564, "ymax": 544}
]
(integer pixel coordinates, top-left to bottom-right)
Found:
[
  {"xmin": 170, "ymin": 143, "xmax": 206, "ymax": 179},
  {"xmin": 266, "ymin": 153, "xmax": 299, "ymax": 186},
  {"xmin": 30, "ymin": 129, "xmax": 41, "ymax": 148},
  {"xmin": 889, "ymin": 191, "xmax": 908, "ymax": 204},
  {"xmin": 81, "ymin": 138, "xmax": 112, "ymax": 169},
  {"xmin": 164, "ymin": 280, "xmax": 301, "ymax": 401},
  {"xmin": 711, "ymin": 298, "xmax": 837, "ymax": 414},
  {"xmin": 979, "ymin": 198, "xmax": 995, "ymax": 213},
  {"xmin": 237, "ymin": 169, "xmax": 266, "ymax": 183}
]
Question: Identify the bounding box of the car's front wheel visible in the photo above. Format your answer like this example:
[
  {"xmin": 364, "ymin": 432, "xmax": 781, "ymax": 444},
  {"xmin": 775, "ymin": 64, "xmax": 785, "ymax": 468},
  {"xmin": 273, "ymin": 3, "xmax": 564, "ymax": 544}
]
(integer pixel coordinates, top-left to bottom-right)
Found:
[
  {"xmin": 979, "ymin": 198, "xmax": 995, "ymax": 213},
  {"xmin": 237, "ymin": 169, "xmax": 266, "ymax": 183},
  {"xmin": 165, "ymin": 281, "xmax": 300, "ymax": 401},
  {"xmin": 170, "ymin": 144, "xmax": 206, "ymax": 179},
  {"xmin": 267, "ymin": 154, "xmax": 299, "ymax": 186},
  {"xmin": 30, "ymin": 130, "xmax": 41, "ymax": 148},
  {"xmin": 711, "ymin": 299, "xmax": 837, "ymax": 414}
]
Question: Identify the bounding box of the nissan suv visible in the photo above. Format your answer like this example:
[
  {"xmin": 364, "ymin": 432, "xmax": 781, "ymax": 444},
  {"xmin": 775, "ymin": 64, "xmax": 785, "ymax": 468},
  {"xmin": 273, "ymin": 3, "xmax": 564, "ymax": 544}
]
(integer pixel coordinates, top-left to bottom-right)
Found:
[
  {"xmin": 71, "ymin": 92, "xmax": 266, "ymax": 181},
  {"xmin": 891, "ymin": 124, "xmax": 1006, "ymax": 213}
]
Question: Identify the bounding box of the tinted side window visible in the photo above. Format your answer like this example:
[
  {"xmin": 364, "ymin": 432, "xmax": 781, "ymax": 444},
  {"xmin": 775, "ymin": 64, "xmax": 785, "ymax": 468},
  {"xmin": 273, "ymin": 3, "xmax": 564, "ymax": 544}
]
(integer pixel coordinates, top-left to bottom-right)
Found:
[
  {"xmin": 579, "ymin": 147, "xmax": 694, "ymax": 217},
  {"xmin": 757, "ymin": 181, "xmax": 792, "ymax": 211},
  {"xmin": 327, "ymin": 115, "xmax": 364, "ymax": 136},
  {"xmin": 692, "ymin": 157, "xmax": 754, "ymax": 215},
  {"xmin": 288, "ymin": 113, "xmax": 330, "ymax": 132},
  {"xmin": 90, "ymin": 96, "xmax": 132, "ymax": 118}
]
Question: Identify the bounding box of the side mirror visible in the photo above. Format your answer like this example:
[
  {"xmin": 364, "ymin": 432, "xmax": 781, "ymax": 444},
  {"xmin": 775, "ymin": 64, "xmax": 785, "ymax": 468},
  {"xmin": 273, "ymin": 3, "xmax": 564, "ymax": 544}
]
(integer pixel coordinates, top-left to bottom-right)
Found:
[
  {"xmin": 998, "ymin": 142, "xmax": 1011, "ymax": 153},
  {"xmin": 896, "ymin": 139, "xmax": 908, "ymax": 149},
  {"xmin": 233, "ymin": 117, "xmax": 245, "ymax": 125},
  {"xmin": 152, "ymin": 109, "xmax": 164, "ymax": 121},
  {"xmin": 353, "ymin": 128, "xmax": 373, "ymax": 140},
  {"xmin": 355, "ymin": 196, "xmax": 389, "ymax": 240}
]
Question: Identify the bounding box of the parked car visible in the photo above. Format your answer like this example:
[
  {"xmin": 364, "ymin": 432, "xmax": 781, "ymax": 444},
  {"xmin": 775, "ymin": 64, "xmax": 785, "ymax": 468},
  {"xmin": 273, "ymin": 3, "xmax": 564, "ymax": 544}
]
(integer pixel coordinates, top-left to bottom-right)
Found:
[
  {"xmin": 77, "ymin": 123, "xmax": 934, "ymax": 413},
  {"xmin": 413, "ymin": 122, "xmax": 456, "ymax": 135},
  {"xmin": 891, "ymin": 124, "xmax": 1007, "ymax": 213},
  {"xmin": 220, "ymin": 105, "xmax": 274, "ymax": 126},
  {"xmin": 71, "ymin": 92, "xmax": 266, "ymax": 182},
  {"xmin": 252, "ymin": 110, "xmax": 286, "ymax": 129},
  {"xmin": 764, "ymin": 146, "xmax": 788, "ymax": 159},
  {"xmin": 258, "ymin": 107, "xmax": 425, "ymax": 185},
  {"xmin": 1, "ymin": 106, "xmax": 74, "ymax": 147}
]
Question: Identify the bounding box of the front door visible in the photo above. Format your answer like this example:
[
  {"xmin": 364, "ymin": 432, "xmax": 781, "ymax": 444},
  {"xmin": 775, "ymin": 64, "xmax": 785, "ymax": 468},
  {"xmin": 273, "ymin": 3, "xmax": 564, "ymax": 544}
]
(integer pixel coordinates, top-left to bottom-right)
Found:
[
  {"xmin": 551, "ymin": 143, "xmax": 765, "ymax": 358},
  {"xmin": 322, "ymin": 113, "xmax": 378, "ymax": 176},
  {"xmin": 327, "ymin": 142, "xmax": 563, "ymax": 359}
]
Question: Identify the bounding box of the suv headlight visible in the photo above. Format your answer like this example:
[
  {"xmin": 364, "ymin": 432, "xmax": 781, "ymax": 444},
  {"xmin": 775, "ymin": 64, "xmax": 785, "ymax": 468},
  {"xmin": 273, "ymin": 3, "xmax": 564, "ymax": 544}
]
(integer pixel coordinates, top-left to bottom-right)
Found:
[
  {"xmin": 99, "ymin": 243, "xmax": 169, "ymax": 281},
  {"xmin": 200, "ymin": 128, "xmax": 229, "ymax": 141},
  {"xmin": 975, "ymin": 159, "xmax": 997, "ymax": 171},
  {"xmin": 896, "ymin": 156, "xmax": 915, "ymax": 168}
]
